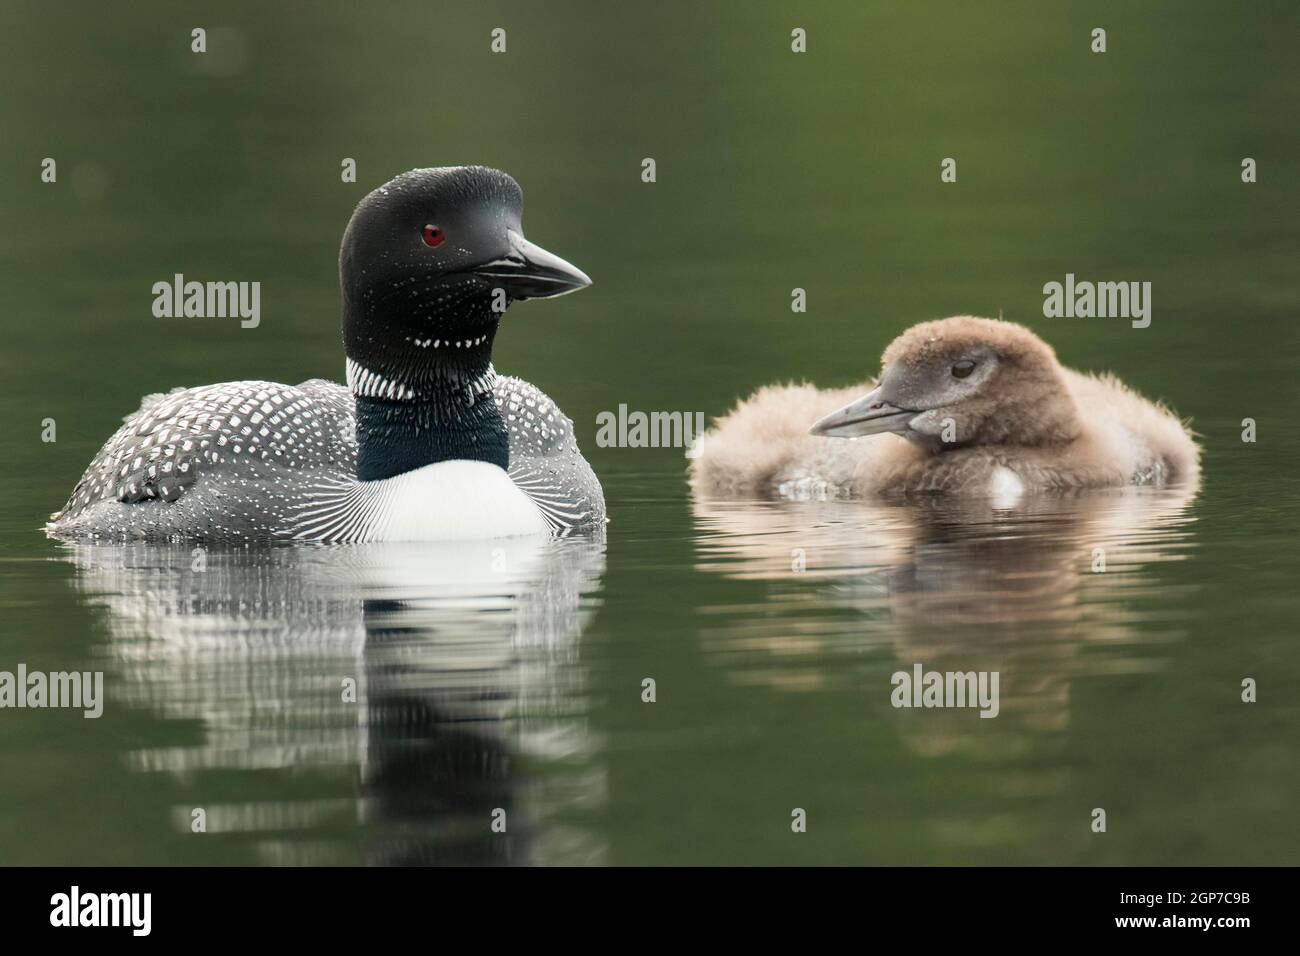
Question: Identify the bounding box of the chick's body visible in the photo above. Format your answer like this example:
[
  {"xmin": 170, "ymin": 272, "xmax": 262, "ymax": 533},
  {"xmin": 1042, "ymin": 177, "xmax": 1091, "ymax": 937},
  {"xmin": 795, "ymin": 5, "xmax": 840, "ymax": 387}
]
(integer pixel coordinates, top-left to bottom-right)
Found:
[{"xmin": 691, "ymin": 317, "xmax": 1199, "ymax": 500}]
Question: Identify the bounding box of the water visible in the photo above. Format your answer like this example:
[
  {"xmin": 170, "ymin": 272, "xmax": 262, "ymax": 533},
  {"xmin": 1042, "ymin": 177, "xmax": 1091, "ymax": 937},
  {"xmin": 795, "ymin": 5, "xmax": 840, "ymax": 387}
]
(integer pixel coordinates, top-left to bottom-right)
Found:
[{"xmin": 1, "ymin": 1, "xmax": 1299, "ymax": 865}]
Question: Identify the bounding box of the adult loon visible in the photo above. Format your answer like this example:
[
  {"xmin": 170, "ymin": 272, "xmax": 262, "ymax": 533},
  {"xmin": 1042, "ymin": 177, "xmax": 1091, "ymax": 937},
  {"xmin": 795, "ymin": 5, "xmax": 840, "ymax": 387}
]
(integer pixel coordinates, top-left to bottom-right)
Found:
[
  {"xmin": 47, "ymin": 166, "xmax": 606, "ymax": 542},
  {"xmin": 690, "ymin": 316, "xmax": 1199, "ymax": 501}
]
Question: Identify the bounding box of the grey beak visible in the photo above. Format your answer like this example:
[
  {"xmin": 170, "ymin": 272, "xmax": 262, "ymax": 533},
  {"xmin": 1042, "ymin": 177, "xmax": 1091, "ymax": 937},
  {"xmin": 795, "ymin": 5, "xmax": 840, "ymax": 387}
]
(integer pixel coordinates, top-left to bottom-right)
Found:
[
  {"xmin": 809, "ymin": 385, "xmax": 915, "ymax": 438},
  {"xmin": 473, "ymin": 229, "xmax": 592, "ymax": 300}
]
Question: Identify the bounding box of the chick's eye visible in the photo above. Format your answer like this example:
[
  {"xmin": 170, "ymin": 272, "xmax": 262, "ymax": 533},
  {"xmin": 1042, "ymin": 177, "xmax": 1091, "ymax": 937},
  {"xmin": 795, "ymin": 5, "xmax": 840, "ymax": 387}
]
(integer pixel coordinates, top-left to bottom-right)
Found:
[
  {"xmin": 951, "ymin": 360, "xmax": 976, "ymax": 379},
  {"xmin": 421, "ymin": 225, "xmax": 444, "ymax": 247}
]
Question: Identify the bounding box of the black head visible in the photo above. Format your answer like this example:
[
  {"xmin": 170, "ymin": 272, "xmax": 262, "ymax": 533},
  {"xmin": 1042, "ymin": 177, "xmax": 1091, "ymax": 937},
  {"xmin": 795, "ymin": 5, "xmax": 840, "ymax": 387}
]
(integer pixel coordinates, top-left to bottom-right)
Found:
[{"xmin": 340, "ymin": 166, "xmax": 590, "ymax": 398}]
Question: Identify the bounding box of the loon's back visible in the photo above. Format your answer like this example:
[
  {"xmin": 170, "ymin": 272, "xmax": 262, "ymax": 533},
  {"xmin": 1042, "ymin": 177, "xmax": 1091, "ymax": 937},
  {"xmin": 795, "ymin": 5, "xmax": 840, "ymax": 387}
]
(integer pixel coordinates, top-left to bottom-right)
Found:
[{"xmin": 47, "ymin": 376, "xmax": 605, "ymax": 543}]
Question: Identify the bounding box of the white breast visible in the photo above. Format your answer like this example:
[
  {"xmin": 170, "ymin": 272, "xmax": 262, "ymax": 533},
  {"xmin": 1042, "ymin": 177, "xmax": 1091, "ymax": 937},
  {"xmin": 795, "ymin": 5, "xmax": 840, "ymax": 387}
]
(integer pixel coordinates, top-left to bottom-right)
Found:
[
  {"xmin": 358, "ymin": 460, "xmax": 550, "ymax": 541},
  {"xmin": 988, "ymin": 465, "xmax": 1026, "ymax": 508}
]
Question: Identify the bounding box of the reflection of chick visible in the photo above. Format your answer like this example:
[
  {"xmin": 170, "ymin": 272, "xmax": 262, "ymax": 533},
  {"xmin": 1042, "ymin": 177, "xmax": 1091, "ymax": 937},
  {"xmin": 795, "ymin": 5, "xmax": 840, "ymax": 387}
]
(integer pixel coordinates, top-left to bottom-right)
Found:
[
  {"xmin": 692, "ymin": 482, "xmax": 1198, "ymax": 756},
  {"xmin": 692, "ymin": 317, "xmax": 1199, "ymax": 500}
]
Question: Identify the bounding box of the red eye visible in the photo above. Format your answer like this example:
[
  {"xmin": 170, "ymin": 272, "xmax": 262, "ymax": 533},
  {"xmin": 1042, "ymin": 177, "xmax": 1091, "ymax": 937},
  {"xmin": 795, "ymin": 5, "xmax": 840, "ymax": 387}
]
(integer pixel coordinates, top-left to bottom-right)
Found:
[{"xmin": 422, "ymin": 224, "xmax": 444, "ymax": 247}]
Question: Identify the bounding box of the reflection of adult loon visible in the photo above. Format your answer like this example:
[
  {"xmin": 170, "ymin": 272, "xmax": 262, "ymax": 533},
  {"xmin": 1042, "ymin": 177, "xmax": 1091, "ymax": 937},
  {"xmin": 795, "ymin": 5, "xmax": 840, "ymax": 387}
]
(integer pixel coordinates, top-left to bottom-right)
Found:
[
  {"xmin": 47, "ymin": 166, "xmax": 605, "ymax": 542},
  {"xmin": 58, "ymin": 537, "xmax": 608, "ymax": 865}
]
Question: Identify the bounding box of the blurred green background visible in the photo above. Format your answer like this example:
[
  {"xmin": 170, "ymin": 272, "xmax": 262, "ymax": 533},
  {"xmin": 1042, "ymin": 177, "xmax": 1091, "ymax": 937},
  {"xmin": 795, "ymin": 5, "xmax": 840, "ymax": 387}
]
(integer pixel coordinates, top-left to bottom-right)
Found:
[{"xmin": 1, "ymin": 1, "xmax": 1298, "ymax": 864}]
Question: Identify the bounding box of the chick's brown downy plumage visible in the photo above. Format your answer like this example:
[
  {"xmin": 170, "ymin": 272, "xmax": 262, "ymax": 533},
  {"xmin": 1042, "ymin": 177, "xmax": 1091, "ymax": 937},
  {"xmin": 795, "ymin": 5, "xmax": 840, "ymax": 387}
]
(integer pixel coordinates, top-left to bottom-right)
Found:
[{"xmin": 690, "ymin": 316, "xmax": 1199, "ymax": 500}]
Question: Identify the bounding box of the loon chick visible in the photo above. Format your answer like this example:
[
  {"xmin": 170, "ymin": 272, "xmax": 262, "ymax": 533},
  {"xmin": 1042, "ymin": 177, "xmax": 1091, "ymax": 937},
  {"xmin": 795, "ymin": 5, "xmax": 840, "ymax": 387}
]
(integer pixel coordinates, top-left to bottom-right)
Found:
[
  {"xmin": 690, "ymin": 316, "xmax": 1199, "ymax": 501},
  {"xmin": 48, "ymin": 166, "xmax": 605, "ymax": 542}
]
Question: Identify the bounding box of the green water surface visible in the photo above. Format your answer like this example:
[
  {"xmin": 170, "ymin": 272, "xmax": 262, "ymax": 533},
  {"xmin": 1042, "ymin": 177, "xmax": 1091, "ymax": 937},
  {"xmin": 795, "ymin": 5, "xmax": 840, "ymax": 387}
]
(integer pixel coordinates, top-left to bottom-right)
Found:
[{"xmin": 0, "ymin": 1, "xmax": 1297, "ymax": 865}]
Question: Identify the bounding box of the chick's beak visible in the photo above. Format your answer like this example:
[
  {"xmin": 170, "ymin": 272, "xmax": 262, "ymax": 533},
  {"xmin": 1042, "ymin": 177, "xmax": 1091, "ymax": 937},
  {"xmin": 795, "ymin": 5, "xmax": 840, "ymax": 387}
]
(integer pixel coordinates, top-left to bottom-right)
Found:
[{"xmin": 809, "ymin": 385, "xmax": 915, "ymax": 438}]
